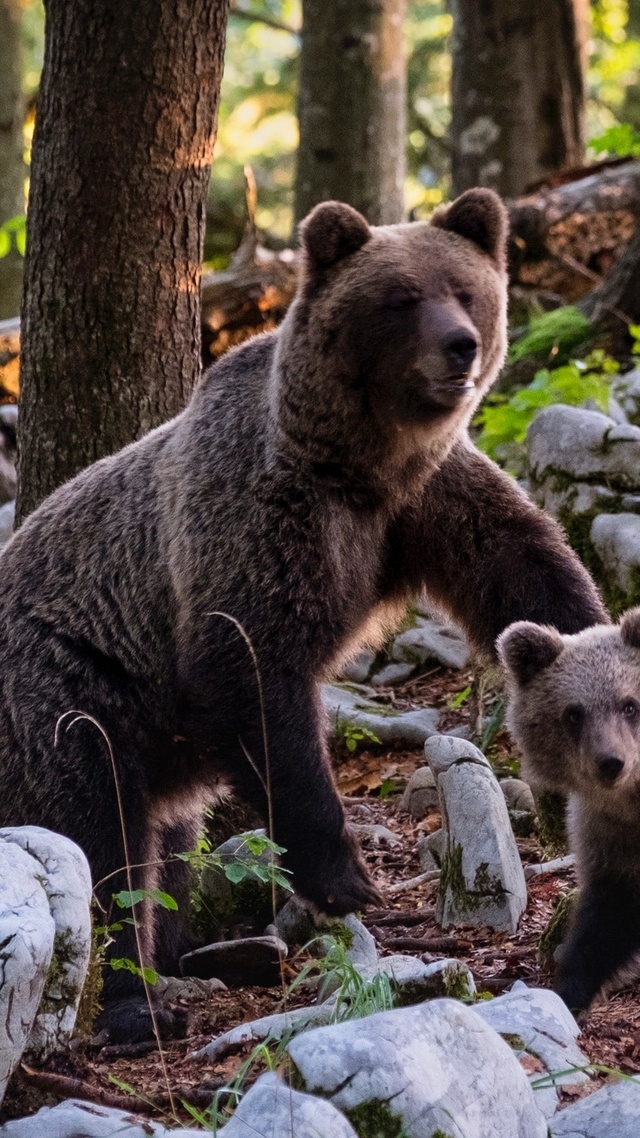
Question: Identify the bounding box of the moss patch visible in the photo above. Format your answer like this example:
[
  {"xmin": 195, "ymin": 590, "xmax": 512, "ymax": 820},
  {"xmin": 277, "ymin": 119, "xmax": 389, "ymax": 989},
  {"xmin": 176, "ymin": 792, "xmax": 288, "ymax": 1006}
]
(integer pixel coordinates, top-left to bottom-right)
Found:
[
  {"xmin": 539, "ymin": 888, "xmax": 580, "ymax": 971},
  {"xmin": 535, "ymin": 791, "xmax": 567, "ymax": 856},
  {"xmin": 345, "ymin": 1100, "xmax": 409, "ymax": 1138}
]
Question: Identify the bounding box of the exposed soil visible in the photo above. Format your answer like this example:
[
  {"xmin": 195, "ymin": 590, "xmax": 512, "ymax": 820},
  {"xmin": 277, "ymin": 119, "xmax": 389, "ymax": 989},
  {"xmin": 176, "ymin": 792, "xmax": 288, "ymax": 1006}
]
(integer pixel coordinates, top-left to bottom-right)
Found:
[{"xmin": 2, "ymin": 662, "xmax": 639, "ymax": 1128}]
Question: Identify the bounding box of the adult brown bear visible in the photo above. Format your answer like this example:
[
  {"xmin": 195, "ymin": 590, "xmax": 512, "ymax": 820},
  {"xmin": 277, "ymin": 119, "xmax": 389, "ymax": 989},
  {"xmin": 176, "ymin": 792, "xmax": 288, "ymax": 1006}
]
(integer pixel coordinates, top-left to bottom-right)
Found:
[{"xmin": 0, "ymin": 190, "xmax": 606, "ymax": 1041}]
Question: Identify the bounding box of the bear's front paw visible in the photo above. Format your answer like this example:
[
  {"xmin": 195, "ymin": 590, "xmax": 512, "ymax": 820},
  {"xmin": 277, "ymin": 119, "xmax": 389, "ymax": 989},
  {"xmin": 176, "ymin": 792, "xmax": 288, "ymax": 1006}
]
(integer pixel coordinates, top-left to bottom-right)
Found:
[
  {"xmin": 294, "ymin": 837, "xmax": 384, "ymax": 917},
  {"xmin": 96, "ymin": 995, "xmax": 189, "ymax": 1044}
]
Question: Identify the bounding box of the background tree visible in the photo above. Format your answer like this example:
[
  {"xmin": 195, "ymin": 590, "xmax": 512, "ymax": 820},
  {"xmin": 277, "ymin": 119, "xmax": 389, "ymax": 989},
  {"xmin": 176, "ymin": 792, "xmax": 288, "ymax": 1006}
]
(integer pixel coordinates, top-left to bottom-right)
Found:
[
  {"xmin": 449, "ymin": 0, "xmax": 587, "ymax": 198},
  {"xmin": 0, "ymin": 0, "xmax": 25, "ymax": 319},
  {"xmin": 16, "ymin": 0, "xmax": 230, "ymax": 523},
  {"xmin": 294, "ymin": 0, "xmax": 407, "ymax": 225}
]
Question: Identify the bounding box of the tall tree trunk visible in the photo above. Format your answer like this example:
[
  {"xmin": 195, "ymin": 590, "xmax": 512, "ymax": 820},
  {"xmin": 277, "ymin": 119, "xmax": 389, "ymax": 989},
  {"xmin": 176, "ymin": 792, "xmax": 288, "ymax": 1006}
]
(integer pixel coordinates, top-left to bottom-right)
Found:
[
  {"xmin": 17, "ymin": 0, "xmax": 230, "ymax": 524},
  {"xmin": 450, "ymin": 0, "xmax": 586, "ymax": 198},
  {"xmin": 294, "ymin": 0, "xmax": 406, "ymax": 226},
  {"xmin": 0, "ymin": 0, "xmax": 25, "ymax": 320}
]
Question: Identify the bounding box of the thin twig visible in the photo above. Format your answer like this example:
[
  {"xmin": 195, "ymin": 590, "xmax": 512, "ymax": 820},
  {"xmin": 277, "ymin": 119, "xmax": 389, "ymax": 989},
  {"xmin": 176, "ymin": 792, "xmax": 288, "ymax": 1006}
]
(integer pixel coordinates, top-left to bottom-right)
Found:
[
  {"xmin": 385, "ymin": 870, "xmax": 440, "ymax": 895},
  {"xmin": 229, "ymin": 4, "xmax": 299, "ymax": 35}
]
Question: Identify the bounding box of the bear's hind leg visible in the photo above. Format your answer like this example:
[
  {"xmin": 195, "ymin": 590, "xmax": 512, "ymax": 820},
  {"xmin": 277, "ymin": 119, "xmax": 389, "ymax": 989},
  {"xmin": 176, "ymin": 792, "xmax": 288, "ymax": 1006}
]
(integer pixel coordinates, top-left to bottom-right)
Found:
[
  {"xmin": 556, "ymin": 877, "xmax": 640, "ymax": 1014},
  {"xmin": 152, "ymin": 815, "xmax": 203, "ymax": 977}
]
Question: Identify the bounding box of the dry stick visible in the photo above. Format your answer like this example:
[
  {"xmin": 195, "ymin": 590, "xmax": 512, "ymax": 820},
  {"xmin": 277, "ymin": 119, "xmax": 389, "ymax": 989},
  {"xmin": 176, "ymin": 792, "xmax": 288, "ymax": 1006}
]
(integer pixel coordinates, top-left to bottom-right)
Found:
[
  {"xmin": 55, "ymin": 711, "xmax": 178, "ymax": 1121},
  {"xmin": 363, "ymin": 909, "xmax": 435, "ymax": 928},
  {"xmin": 20, "ymin": 1064, "xmax": 223, "ymax": 1115},
  {"xmin": 385, "ymin": 870, "xmax": 440, "ymax": 895}
]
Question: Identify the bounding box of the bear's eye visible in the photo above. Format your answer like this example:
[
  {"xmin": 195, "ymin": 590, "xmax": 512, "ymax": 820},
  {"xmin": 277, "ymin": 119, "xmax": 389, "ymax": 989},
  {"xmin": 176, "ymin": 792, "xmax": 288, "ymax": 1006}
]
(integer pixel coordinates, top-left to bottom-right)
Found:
[
  {"xmin": 384, "ymin": 286, "xmax": 422, "ymax": 310},
  {"xmin": 622, "ymin": 699, "xmax": 638, "ymax": 718},
  {"xmin": 563, "ymin": 705, "xmax": 584, "ymax": 731},
  {"xmin": 456, "ymin": 290, "xmax": 473, "ymax": 309}
]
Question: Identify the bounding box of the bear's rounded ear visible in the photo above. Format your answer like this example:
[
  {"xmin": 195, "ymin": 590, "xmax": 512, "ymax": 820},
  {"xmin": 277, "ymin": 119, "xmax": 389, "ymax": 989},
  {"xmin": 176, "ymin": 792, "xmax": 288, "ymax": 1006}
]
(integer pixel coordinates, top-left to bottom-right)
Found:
[
  {"xmin": 621, "ymin": 607, "xmax": 640, "ymax": 649},
  {"xmin": 299, "ymin": 200, "xmax": 371, "ymax": 273},
  {"xmin": 497, "ymin": 621, "xmax": 565, "ymax": 685},
  {"xmin": 431, "ymin": 188, "xmax": 508, "ymax": 270}
]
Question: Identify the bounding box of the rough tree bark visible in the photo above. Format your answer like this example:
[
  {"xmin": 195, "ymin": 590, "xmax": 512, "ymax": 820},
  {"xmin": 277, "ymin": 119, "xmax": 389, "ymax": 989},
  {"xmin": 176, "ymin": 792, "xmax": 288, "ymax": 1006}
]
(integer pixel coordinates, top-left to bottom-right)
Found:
[
  {"xmin": 17, "ymin": 0, "xmax": 230, "ymax": 523},
  {"xmin": 450, "ymin": 0, "xmax": 587, "ymax": 198},
  {"xmin": 294, "ymin": 0, "xmax": 406, "ymax": 226},
  {"xmin": 0, "ymin": 0, "xmax": 25, "ymax": 320}
]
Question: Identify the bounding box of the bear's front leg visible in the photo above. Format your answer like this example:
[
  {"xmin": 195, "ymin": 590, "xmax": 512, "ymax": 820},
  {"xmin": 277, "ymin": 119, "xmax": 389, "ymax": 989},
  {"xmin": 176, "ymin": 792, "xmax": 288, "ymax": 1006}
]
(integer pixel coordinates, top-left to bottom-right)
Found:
[
  {"xmin": 180, "ymin": 663, "xmax": 382, "ymax": 916},
  {"xmin": 556, "ymin": 876, "xmax": 640, "ymax": 1014}
]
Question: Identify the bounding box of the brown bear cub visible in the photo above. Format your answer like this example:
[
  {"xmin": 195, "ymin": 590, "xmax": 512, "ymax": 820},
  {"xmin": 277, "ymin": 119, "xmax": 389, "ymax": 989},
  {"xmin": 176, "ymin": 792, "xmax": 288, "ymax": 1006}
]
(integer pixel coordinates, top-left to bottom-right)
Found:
[
  {"xmin": 0, "ymin": 190, "xmax": 606, "ymax": 1042},
  {"xmin": 498, "ymin": 610, "xmax": 640, "ymax": 1014}
]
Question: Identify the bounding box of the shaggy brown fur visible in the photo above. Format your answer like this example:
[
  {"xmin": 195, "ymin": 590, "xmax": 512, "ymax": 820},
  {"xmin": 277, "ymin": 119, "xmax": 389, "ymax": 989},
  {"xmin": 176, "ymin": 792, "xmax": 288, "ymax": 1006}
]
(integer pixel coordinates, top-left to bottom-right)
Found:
[
  {"xmin": 499, "ymin": 611, "xmax": 640, "ymax": 1013},
  {"xmin": 0, "ymin": 191, "xmax": 606, "ymax": 1040}
]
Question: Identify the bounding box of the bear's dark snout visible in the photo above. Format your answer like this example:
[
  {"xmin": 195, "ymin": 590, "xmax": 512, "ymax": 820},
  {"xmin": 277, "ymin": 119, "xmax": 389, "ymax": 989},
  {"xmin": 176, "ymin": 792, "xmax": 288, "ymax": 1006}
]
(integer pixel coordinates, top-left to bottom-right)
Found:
[
  {"xmin": 443, "ymin": 329, "xmax": 478, "ymax": 376},
  {"xmin": 596, "ymin": 754, "xmax": 625, "ymax": 783}
]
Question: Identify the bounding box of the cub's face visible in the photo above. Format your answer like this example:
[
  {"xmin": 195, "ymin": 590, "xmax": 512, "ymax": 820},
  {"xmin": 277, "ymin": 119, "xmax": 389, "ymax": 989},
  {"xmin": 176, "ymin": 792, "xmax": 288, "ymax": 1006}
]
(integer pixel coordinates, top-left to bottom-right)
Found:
[
  {"xmin": 497, "ymin": 610, "xmax": 640, "ymax": 806},
  {"xmin": 293, "ymin": 190, "xmax": 508, "ymax": 430}
]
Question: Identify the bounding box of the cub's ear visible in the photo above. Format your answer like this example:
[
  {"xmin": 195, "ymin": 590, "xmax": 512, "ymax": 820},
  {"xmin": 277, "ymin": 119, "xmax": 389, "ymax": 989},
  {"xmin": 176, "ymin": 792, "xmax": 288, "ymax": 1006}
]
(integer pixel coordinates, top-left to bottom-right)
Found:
[
  {"xmin": 299, "ymin": 200, "xmax": 371, "ymax": 272},
  {"xmin": 497, "ymin": 621, "xmax": 565, "ymax": 685},
  {"xmin": 621, "ymin": 607, "xmax": 640, "ymax": 649},
  {"xmin": 431, "ymin": 188, "xmax": 508, "ymax": 270}
]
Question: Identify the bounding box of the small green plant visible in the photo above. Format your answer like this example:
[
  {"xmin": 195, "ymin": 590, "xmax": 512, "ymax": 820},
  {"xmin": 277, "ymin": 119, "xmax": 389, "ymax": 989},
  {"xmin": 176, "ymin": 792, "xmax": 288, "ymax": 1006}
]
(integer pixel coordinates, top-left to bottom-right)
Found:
[
  {"xmin": 379, "ymin": 777, "xmax": 400, "ymax": 798},
  {"xmin": 0, "ymin": 215, "xmax": 26, "ymax": 259},
  {"xmin": 446, "ymin": 684, "xmax": 471, "ymax": 710},
  {"xmin": 509, "ymin": 305, "xmax": 591, "ymax": 364},
  {"xmin": 340, "ymin": 722, "xmax": 382, "ymax": 752},
  {"xmin": 590, "ymin": 122, "xmax": 640, "ymax": 158},
  {"xmin": 476, "ymin": 350, "xmax": 616, "ymax": 462}
]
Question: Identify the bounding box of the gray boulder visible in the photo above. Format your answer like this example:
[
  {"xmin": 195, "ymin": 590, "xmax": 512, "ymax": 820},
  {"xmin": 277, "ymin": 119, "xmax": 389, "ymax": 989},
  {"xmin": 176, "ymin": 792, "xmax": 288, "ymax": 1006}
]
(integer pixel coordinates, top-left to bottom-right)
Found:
[
  {"xmin": 0, "ymin": 1101, "xmax": 196, "ymax": 1136},
  {"xmin": 499, "ymin": 778, "xmax": 536, "ymax": 813},
  {"xmin": 528, "ymin": 405, "xmax": 640, "ymax": 490},
  {"xmin": 337, "ymin": 649, "xmax": 377, "ymax": 684},
  {"xmin": 370, "ymin": 661, "xmax": 415, "ymax": 686},
  {"xmin": 323, "ymin": 684, "xmax": 440, "ymax": 747},
  {"xmin": 425, "ymin": 736, "xmax": 527, "ymax": 932},
  {"xmin": 591, "ymin": 512, "xmax": 640, "ymax": 601},
  {"xmin": 288, "ymin": 998, "xmax": 547, "ymax": 1138},
  {"xmin": 218, "ymin": 1072, "xmax": 357, "ymax": 1137},
  {"xmin": 550, "ymin": 1078, "xmax": 640, "ymax": 1137},
  {"xmin": 610, "ymin": 367, "xmax": 640, "ymax": 427},
  {"xmin": 0, "ymin": 500, "xmax": 14, "ymax": 549}
]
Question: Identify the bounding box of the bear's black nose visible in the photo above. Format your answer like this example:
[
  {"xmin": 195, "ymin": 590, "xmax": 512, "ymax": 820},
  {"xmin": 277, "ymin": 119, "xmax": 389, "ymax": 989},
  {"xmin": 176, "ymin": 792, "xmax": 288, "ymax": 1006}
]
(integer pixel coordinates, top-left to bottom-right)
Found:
[
  {"xmin": 443, "ymin": 331, "xmax": 478, "ymax": 374},
  {"xmin": 596, "ymin": 755, "xmax": 625, "ymax": 783}
]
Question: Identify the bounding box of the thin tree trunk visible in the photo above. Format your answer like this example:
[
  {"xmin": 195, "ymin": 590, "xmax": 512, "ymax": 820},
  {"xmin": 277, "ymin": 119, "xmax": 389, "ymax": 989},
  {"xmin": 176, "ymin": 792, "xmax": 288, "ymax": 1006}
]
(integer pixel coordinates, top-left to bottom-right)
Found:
[
  {"xmin": 450, "ymin": 0, "xmax": 586, "ymax": 198},
  {"xmin": 17, "ymin": 0, "xmax": 230, "ymax": 523},
  {"xmin": 0, "ymin": 0, "xmax": 25, "ymax": 320},
  {"xmin": 294, "ymin": 0, "xmax": 407, "ymax": 226}
]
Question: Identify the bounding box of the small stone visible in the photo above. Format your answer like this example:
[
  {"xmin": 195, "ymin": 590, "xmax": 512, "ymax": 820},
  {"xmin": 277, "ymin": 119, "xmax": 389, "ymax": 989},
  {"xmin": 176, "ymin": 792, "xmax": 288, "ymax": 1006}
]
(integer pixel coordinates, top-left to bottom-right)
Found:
[
  {"xmin": 370, "ymin": 662, "xmax": 415, "ymax": 686},
  {"xmin": 499, "ymin": 778, "xmax": 536, "ymax": 813},
  {"xmin": 391, "ymin": 619, "xmax": 469, "ymax": 670},
  {"xmin": 218, "ymin": 1071, "xmax": 358, "ymax": 1137},
  {"xmin": 179, "ymin": 934, "xmax": 287, "ymax": 987},
  {"xmin": 397, "ymin": 766, "xmax": 439, "ymax": 819},
  {"xmin": 272, "ymin": 895, "xmax": 317, "ymax": 947},
  {"xmin": 288, "ymin": 998, "xmax": 547, "ymax": 1138},
  {"xmin": 154, "ymin": 975, "xmax": 227, "ymax": 1002},
  {"xmin": 376, "ymin": 955, "xmax": 476, "ymax": 1002},
  {"xmin": 424, "ymin": 827, "xmax": 446, "ymax": 864},
  {"xmin": 337, "ymin": 649, "xmax": 377, "ymax": 684},
  {"xmin": 349, "ymin": 822, "xmax": 402, "ymax": 846},
  {"xmin": 417, "ymin": 837, "xmax": 439, "ymax": 872}
]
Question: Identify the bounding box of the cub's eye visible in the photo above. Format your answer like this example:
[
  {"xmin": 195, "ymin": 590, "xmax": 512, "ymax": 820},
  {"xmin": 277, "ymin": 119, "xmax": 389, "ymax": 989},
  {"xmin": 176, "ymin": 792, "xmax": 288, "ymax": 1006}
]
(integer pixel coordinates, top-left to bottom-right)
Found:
[
  {"xmin": 563, "ymin": 705, "xmax": 584, "ymax": 731},
  {"xmin": 384, "ymin": 286, "xmax": 422, "ymax": 310},
  {"xmin": 456, "ymin": 290, "xmax": 473, "ymax": 309},
  {"xmin": 622, "ymin": 699, "xmax": 638, "ymax": 718}
]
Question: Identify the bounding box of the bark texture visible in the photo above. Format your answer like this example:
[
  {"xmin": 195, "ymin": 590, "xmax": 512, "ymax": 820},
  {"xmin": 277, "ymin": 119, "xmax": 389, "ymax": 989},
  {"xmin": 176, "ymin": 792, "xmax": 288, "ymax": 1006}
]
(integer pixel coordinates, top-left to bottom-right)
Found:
[
  {"xmin": 450, "ymin": 0, "xmax": 587, "ymax": 198},
  {"xmin": 294, "ymin": 0, "xmax": 406, "ymax": 226},
  {"xmin": 17, "ymin": 0, "xmax": 230, "ymax": 523},
  {"xmin": 0, "ymin": 0, "xmax": 25, "ymax": 320}
]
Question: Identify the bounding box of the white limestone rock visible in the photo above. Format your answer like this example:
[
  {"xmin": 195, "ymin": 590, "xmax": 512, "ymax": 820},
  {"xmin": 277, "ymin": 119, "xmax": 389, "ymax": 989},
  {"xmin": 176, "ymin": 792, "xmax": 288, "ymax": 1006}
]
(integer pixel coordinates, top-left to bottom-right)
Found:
[
  {"xmin": 323, "ymin": 684, "xmax": 439, "ymax": 747},
  {"xmin": 0, "ymin": 842, "xmax": 54, "ymax": 1106},
  {"xmin": 475, "ymin": 981, "xmax": 589, "ymax": 1119},
  {"xmin": 218, "ymin": 1071, "xmax": 358, "ymax": 1137},
  {"xmin": 528, "ymin": 405, "xmax": 640, "ymax": 490},
  {"xmin": 550, "ymin": 1078, "xmax": 640, "ymax": 1137},
  {"xmin": 425, "ymin": 736, "xmax": 527, "ymax": 932},
  {"xmin": 391, "ymin": 618, "xmax": 469, "ymax": 670},
  {"xmin": 591, "ymin": 511, "xmax": 640, "ymax": 599},
  {"xmin": 499, "ymin": 778, "xmax": 536, "ymax": 814},
  {"xmin": 0, "ymin": 1100, "xmax": 197, "ymax": 1136},
  {"xmin": 288, "ymin": 998, "xmax": 547, "ymax": 1138},
  {"xmin": 0, "ymin": 827, "xmax": 92, "ymax": 1061},
  {"xmin": 0, "ymin": 500, "xmax": 14, "ymax": 549},
  {"xmin": 611, "ymin": 367, "xmax": 640, "ymax": 427},
  {"xmin": 337, "ymin": 648, "xmax": 377, "ymax": 684}
]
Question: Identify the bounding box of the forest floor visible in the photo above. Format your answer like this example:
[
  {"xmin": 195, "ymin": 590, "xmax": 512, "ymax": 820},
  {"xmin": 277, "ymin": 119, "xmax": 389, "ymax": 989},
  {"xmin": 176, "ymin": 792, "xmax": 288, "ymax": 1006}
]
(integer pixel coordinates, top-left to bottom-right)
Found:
[{"xmin": 3, "ymin": 662, "xmax": 640, "ymax": 1129}]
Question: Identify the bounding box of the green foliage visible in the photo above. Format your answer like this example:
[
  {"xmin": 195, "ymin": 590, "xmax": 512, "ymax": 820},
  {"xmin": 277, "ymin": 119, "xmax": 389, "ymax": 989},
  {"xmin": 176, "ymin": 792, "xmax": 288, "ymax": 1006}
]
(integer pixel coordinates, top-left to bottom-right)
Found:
[
  {"xmin": 340, "ymin": 722, "xmax": 382, "ymax": 753},
  {"xmin": 379, "ymin": 777, "xmax": 401, "ymax": 799},
  {"xmin": 590, "ymin": 121, "xmax": 640, "ymax": 156},
  {"xmin": 0, "ymin": 216, "xmax": 26, "ymax": 260},
  {"xmin": 509, "ymin": 307, "xmax": 591, "ymax": 364},
  {"xmin": 114, "ymin": 888, "xmax": 178, "ymax": 911},
  {"xmin": 476, "ymin": 351, "xmax": 615, "ymax": 462},
  {"xmin": 446, "ymin": 684, "xmax": 471, "ymax": 710},
  {"xmin": 179, "ymin": 830, "xmax": 293, "ymax": 893}
]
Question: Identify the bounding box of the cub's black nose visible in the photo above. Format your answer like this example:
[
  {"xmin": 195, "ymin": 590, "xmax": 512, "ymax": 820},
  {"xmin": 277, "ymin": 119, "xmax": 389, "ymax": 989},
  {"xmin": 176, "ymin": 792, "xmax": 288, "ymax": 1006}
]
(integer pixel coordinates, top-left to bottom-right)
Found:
[
  {"xmin": 443, "ymin": 330, "xmax": 478, "ymax": 374},
  {"xmin": 596, "ymin": 754, "xmax": 625, "ymax": 783}
]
